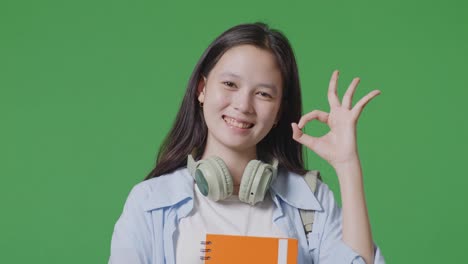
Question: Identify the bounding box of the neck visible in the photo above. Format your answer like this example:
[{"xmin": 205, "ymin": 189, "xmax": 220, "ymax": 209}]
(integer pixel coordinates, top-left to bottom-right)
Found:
[{"xmin": 201, "ymin": 144, "xmax": 257, "ymax": 194}]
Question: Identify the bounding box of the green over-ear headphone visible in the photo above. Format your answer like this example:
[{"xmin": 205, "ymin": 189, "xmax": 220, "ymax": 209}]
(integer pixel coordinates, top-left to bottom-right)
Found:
[{"xmin": 187, "ymin": 154, "xmax": 278, "ymax": 206}]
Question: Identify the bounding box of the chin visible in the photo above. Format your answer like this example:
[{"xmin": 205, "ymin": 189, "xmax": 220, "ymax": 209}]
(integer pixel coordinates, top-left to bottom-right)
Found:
[{"xmin": 223, "ymin": 142, "xmax": 256, "ymax": 152}]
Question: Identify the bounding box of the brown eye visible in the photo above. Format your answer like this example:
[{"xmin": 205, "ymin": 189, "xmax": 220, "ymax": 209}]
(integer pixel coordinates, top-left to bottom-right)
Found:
[
  {"xmin": 257, "ymin": 92, "xmax": 272, "ymax": 98},
  {"xmin": 222, "ymin": 81, "xmax": 236, "ymax": 88}
]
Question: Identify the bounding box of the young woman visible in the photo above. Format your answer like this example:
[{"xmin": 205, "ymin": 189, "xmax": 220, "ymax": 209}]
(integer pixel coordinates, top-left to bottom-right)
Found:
[{"xmin": 109, "ymin": 22, "xmax": 385, "ymax": 264}]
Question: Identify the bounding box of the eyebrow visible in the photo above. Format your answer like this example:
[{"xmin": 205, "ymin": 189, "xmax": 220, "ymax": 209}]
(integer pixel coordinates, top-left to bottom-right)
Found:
[{"xmin": 220, "ymin": 72, "xmax": 279, "ymax": 91}]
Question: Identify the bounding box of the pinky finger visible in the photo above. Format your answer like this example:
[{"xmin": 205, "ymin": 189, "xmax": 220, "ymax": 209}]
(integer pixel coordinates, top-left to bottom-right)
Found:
[{"xmin": 352, "ymin": 90, "xmax": 381, "ymax": 116}]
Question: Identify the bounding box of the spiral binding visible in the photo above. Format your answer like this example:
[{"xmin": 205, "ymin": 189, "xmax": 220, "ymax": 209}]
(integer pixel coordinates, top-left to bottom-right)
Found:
[{"xmin": 200, "ymin": 240, "xmax": 212, "ymax": 261}]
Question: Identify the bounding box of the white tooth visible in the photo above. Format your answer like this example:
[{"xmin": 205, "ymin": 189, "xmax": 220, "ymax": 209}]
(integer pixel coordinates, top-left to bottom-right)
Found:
[{"xmin": 224, "ymin": 117, "xmax": 251, "ymax": 128}]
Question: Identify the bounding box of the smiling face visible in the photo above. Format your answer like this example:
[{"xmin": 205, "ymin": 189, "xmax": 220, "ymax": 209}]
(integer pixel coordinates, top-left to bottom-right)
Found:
[{"xmin": 197, "ymin": 44, "xmax": 283, "ymax": 155}]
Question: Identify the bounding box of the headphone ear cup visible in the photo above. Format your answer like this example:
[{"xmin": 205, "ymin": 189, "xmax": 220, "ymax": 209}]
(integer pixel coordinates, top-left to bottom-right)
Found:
[
  {"xmin": 196, "ymin": 156, "xmax": 233, "ymax": 201},
  {"xmin": 239, "ymin": 160, "xmax": 276, "ymax": 205},
  {"xmin": 238, "ymin": 160, "xmax": 262, "ymax": 205}
]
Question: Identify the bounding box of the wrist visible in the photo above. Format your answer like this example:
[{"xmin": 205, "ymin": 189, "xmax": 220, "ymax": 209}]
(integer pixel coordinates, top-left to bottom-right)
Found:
[
  {"xmin": 331, "ymin": 154, "xmax": 360, "ymax": 170},
  {"xmin": 333, "ymin": 157, "xmax": 363, "ymax": 183}
]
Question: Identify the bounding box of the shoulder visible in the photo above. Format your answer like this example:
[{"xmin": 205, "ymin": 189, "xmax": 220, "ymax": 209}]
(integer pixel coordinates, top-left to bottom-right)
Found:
[
  {"xmin": 313, "ymin": 179, "xmax": 340, "ymax": 213},
  {"xmin": 125, "ymin": 167, "xmax": 194, "ymax": 211},
  {"xmin": 275, "ymin": 168, "xmax": 330, "ymax": 195},
  {"xmin": 134, "ymin": 167, "xmax": 192, "ymax": 192},
  {"xmin": 271, "ymin": 168, "xmax": 323, "ymax": 210},
  {"xmin": 274, "ymin": 168, "xmax": 339, "ymax": 211}
]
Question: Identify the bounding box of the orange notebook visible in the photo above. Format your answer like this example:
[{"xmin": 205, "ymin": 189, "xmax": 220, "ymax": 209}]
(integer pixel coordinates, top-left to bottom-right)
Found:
[{"xmin": 201, "ymin": 234, "xmax": 298, "ymax": 264}]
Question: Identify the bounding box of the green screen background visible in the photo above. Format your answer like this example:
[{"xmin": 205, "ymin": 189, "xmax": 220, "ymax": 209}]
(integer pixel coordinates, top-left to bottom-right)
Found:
[{"xmin": 1, "ymin": 0, "xmax": 467, "ymax": 263}]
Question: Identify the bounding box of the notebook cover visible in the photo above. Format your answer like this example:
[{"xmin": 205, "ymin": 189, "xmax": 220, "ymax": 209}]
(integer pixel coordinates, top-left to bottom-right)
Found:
[{"xmin": 202, "ymin": 234, "xmax": 298, "ymax": 264}]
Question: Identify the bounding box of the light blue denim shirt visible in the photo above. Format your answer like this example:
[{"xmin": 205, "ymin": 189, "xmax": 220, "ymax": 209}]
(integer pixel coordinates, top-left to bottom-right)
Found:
[{"xmin": 109, "ymin": 167, "xmax": 385, "ymax": 264}]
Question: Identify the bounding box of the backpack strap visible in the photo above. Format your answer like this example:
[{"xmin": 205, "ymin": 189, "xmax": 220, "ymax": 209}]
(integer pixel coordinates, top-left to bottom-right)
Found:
[{"xmin": 299, "ymin": 170, "xmax": 320, "ymax": 235}]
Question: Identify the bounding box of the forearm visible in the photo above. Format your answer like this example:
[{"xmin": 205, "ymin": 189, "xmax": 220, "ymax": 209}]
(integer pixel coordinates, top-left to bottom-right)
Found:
[{"xmin": 334, "ymin": 157, "xmax": 374, "ymax": 264}]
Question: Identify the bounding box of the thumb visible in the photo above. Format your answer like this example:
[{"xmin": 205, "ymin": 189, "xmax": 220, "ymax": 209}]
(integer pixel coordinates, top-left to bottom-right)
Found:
[{"xmin": 291, "ymin": 123, "xmax": 303, "ymax": 141}]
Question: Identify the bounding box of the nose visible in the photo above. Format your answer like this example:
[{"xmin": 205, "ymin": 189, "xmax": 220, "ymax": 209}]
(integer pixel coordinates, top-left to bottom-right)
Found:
[{"xmin": 232, "ymin": 90, "xmax": 254, "ymax": 114}]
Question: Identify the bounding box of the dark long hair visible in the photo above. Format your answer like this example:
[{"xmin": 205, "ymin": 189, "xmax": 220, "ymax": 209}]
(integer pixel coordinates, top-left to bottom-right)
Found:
[{"xmin": 144, "ymin": 22, "xmax": 308, "ymax": 180}]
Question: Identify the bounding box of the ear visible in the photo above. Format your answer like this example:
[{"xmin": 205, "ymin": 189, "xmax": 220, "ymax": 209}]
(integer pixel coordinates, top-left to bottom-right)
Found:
[{"xmin": 197, "ymin": 75, "xmax": 207, "ymax": 103}]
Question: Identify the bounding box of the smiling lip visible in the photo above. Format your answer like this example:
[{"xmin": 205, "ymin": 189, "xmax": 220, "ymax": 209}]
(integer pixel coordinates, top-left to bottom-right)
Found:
[{"xmin": 222, "ymin": 115, "xmax": 254, "ymax": 129}]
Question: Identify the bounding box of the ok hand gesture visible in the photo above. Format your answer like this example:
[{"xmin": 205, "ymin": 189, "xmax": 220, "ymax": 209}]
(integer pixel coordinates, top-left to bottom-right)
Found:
[{"xmin": 291, "ymin": 70, "xmax": 381, "ymax": 169}]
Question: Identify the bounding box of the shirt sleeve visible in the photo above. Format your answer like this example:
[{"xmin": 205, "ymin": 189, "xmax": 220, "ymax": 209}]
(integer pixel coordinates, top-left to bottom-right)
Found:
[
  {"xmin": 108, "ymin": 183, "xmax": 153, "ymax": 264},
  {"xmin": 315, "ymin": 181, "xmax": 386, "ymax": 264}
]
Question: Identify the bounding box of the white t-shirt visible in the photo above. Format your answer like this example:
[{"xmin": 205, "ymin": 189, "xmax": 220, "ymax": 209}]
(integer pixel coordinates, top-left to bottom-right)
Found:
[{"xmin": 175, "ymin": 182, "xmax": 287, "ymax": 263}]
